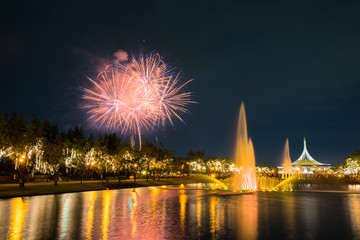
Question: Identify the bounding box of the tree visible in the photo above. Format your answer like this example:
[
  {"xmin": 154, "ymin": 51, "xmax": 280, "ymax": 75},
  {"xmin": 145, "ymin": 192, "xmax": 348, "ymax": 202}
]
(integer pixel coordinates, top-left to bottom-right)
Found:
[
  {"xmin": 43, "ymin": 128, "xmax": 64, "ymax": 186},
  {"xmin": 139, "ymin": 142, "xmax": 156, "ymax": 181},
  {"xmin": 173, "ymin": 157, "xmax": 190, "ymax": 176},
  {"xmin": 0, "ymin": 113, "xmax": 10, "ymax": 155},
  {"xmin": 8, "ymin": 113, "xmax": 30, "ymax": 187},
  {"xmin": 27, "ymin": 114, "xmax": 45, "ymax": 177},
  {"xmin": 150, "ymin": 143, "xmax": 174, "ymax": 180},
  {"xmin": 188, "ymin": 150, "xmax": 206, "ymax": 174},
  {"xmin": 339, "ymin": 158, "xmax": 360, "ymax": 175},
  {"xmin": 347, "ymin": 150, "xmax": 360, "ymax": 163}
]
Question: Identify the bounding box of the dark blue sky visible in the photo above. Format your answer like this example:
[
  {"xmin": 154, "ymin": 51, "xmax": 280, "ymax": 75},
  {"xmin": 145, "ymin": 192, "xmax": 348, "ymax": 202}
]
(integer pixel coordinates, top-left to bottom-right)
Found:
[{"xmin": 1, "ymin": 0, "xmax": 360, "ymax": 165}]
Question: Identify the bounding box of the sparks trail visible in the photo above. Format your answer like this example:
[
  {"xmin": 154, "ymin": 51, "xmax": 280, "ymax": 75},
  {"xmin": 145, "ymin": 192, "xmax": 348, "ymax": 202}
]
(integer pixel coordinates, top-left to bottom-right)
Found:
[{"xmin": 82, "ymin": 53, "xmax": 195, "ymax": 149}]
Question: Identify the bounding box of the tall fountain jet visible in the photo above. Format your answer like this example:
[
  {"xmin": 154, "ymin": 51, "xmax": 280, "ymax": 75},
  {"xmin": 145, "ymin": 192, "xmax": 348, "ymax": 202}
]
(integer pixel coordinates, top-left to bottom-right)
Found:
[
  {"xmin": 233, "ymin": 102, "xmax": 257, "ymax": 191},
  {"xmin": 282, "ymin": 138, "xmax": 293, "ymax": 177}
]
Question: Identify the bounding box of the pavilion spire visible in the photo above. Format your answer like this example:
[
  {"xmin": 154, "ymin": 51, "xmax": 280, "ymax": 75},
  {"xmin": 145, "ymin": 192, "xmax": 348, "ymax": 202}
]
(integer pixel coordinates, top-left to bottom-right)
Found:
[{"xmin": 292, "ymin": 137, "xmax": 327, "ymax": 165}]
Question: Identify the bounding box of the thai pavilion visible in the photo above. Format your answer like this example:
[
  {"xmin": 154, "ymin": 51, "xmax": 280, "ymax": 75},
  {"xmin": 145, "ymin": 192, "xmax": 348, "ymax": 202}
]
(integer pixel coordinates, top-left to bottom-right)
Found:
[{"xmin": 291, "ymin": 137, "xmax": 332, "ymax": 174}]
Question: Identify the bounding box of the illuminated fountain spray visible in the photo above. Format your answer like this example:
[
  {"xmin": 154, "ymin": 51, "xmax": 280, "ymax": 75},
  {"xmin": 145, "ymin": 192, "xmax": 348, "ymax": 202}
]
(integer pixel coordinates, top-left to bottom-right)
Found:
[
  {"xmin": 282, "ymin": 138, "xmax": 293, "ymax": 178},
  {"xmin": 270, "ymin": 139, "xmax": 294, "ymax": 191},
  {"xmin": 233, "ymin": 103, "xmax": 257, "ymax": 191}
]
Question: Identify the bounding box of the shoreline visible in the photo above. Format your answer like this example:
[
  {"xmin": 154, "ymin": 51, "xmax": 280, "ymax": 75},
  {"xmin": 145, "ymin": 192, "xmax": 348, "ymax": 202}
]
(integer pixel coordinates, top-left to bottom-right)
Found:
[
  {"xmin": 1, "ymin": 177, "xmax": 360, "ymax": 199},
  {"xmin": 0, "ymin": 177, "xmax": 213, "ymax": 199}
]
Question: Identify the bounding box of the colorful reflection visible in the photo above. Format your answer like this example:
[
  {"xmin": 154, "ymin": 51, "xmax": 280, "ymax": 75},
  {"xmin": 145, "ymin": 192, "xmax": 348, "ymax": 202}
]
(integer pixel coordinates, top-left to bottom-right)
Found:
[
  {"xmin": 197, "ymin": 196, "xmax": 202, "ymax": 238},
  {"xmin": 101, "ymin": 190, "xmax": 113, "ymax": 240},
  {"xmin": 179, "ymin": 189, "xmax": 187, "ymax": 232},
  {"xmin": 85, "ymin": 191, "xmax": 98, "ymax": 240},
  {"xmin": 3, "ymin": 188, "xmax": 360, "ymax": 239},
  {"xmin": 8, "ymin": 198, "xmax": 28, "ymax": 240},
  {"xmin": 237, "ymin": 194, "xmax": 258, "ymax": 240},
  {"xmin": 348, "ymin": 194, "xmax": 360, "ymax": 236},
  {"xmin": 284, "ymin": 194, "xmax": 296, "ymax": 239},
  {"xmin": 303, "ymin": 195, "xmax": 317, "ymax": 239},
  {"xmin": 209, "ymin": 196, "xmax": 219, "ymax": 239},
  {"xmin": 150, "ymin": 187, "xmax": 160, "ymax": 216},
  {"xmin": 129, "ymin": 189, "xmax": 138, "ymax": 238},
  {"xmin": 59, "ymin": 195, "xmax": 71, "ymax": 239}
]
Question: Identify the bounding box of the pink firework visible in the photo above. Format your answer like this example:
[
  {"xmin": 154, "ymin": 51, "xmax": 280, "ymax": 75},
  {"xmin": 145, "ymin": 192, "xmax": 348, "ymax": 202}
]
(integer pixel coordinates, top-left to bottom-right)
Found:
[{"xmin": 82, "ymin": 53, "xmax": 194, "ymax": 147}]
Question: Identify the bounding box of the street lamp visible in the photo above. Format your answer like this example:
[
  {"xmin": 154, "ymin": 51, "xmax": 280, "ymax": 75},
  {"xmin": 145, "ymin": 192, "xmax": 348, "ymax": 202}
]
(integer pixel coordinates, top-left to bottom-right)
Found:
[
  {"xmin": 133, "ymin": 163, "xmax": 138, "ymax": 182},
  {"xmin": 20, "ymin": 155, "xmax": 25, "ymax": 162},
  {"xmin": 18, "ymin": 154, "xmax": 26, "ymax": 187}
]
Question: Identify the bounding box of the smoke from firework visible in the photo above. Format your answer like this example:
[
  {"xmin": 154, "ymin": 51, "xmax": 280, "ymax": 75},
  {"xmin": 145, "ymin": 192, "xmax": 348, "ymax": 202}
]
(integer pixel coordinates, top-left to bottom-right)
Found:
[{"xmin": 113, "ymin": 49, "xmax": 128, "ymax": 63}]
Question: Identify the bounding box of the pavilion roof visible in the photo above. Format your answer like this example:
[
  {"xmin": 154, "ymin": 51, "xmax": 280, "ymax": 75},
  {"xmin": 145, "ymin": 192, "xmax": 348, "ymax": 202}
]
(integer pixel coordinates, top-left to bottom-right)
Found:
[{"xmin": 291, "ymin": 137, "xmax": 330, "ymax": 166}]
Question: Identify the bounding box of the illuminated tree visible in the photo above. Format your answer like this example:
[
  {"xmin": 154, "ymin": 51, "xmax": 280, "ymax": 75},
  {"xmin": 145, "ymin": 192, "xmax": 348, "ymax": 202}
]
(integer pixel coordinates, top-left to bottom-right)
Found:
[
  {"xmin": 43, "ymin": 139, "xmax": 64, "ymax": 186},
  {"xmin": 341, "ymin": 158, "xmax": 360, "ymax": 175}
]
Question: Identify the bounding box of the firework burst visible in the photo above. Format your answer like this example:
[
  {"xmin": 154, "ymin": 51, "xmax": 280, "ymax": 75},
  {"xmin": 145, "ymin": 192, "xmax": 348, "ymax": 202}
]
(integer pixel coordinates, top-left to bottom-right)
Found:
[{"xmin": 82, "ymin": 53, "xmax": 194, "ymax": 147}]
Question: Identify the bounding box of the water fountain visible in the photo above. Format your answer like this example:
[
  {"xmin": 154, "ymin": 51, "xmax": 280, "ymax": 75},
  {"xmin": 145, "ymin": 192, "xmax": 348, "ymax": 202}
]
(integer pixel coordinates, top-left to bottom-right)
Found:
[
  {"xmin": 230, "ymin": 104, "xmax": 293, "ymax": 192},
  {"xmin": 274, "ymin": 138, "xmax": 294, "ymax": 191},
  {"xmin": 233, "ymin": 102, "xmax": 257, "ymax": 191},
  {"xmin": 282, "ymin": 138, "xmax": 293, "ymax": 178},
  {"xmin": 174, "ymin": 103, "xmax": 294, "ymax": 192}
]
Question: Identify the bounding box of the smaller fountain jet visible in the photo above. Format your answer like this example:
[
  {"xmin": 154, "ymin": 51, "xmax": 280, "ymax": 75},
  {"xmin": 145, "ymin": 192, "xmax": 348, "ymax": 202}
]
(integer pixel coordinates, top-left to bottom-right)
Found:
[{"xmin": 282, "ymin": 138, "xmax": 293, "ymax": 179}]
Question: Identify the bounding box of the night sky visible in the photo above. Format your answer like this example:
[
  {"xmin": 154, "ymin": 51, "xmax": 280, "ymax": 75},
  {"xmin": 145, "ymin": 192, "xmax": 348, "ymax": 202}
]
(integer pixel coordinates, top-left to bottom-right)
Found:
[{"xmin": 1, "ymin": 1, "xmax": 360, "ymax": 165}]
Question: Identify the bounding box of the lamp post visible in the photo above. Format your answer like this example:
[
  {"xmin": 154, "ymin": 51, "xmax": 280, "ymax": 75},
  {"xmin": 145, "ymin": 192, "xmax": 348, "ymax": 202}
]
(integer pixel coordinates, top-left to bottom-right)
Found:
[
  {"xmin": 91, "ymin": 161, "xmax": 95, "ymax": 180},
  {"xmin": 18, "ymin": 154, "xmax": 26, "ymax": 187},
  {"xmin": 134, "ymin": 163, "xmax": 138, "ymax": 182},
  {"xmin": 66, "ymin": 156, "xmax": 70, "ymax": 182}
]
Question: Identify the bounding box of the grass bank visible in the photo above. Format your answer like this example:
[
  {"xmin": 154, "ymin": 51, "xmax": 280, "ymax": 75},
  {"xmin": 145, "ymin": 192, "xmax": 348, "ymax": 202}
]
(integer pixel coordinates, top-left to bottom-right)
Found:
[{"xmin": 0, "ymin": 177, "xmax": 214, "ymax": 199}]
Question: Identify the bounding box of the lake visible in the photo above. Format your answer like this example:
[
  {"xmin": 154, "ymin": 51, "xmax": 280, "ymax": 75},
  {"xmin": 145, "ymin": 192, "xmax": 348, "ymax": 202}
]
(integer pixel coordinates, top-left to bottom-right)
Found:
[{"xmin": 1, "ymin": 184, "xmax": 360, "ymax": 239}]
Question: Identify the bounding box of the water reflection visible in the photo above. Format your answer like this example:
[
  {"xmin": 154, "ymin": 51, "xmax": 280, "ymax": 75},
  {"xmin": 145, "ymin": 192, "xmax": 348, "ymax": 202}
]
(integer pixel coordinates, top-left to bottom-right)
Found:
[
  {"xmin": 179, "ymin": 189, "xmax": 187, "ymax": 232},
  {"xmin": 149, "ymin": 187, "xmax": 159, "ymax": 216},
  {"xmin": 129, "ymin": 189, "xmax": 138, "ymax": 238},
  {"xmin": 303, "ymin": 195, "xmax": 318, "ymax": 239},
  {"xmin": 9, "ymin": 198, "xmax": 28, "ymax": 240},
  {"xmin": 209, "ymin": 196, "xmax": 219, "ymax": 239},
  {"xmin": 237, "ymin": 194, "xmax": 258, "ymax": 240},
  {"xmin": 2, "ymin": 187, "xmax": 360, "ymax": 239},
  {"xmin": 85, "ymin": 191, "xmax": 98, "ymax": 240},
  {"xmin": 284, "ymin": 194, "xmax": 296, "ymax": 239},
  {"xmin": 59, "ymin": 195, "xmax": 71, "ymax": 239},
  {"xmin": 58, "ymin": 194, "xmax": 84, "ymax": 240},
  {"xmin": 101, "ymin": 191, "xmax": 112, "ymax": 240},
  {"xmin": 196, "ymin": 196, "xmax": 202, "ymax": 238},
  {"xmin": 349, "ymin": 194, "xmax": 360, "ymax": 236},
  {"xmin": 348, "ymin": 185, "xmax": 360, "ymax": 191}
]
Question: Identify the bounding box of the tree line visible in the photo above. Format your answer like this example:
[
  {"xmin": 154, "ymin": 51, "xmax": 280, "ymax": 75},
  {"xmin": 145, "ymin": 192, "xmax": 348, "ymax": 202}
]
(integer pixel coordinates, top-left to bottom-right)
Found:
[{"xmin": 0, "ymin": 112, "xmax": 234, "ymax": 187}]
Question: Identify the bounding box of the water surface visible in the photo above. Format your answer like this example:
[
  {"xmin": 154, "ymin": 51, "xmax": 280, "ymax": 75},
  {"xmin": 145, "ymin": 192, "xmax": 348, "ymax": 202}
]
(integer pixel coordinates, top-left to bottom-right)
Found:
[{"xmin": 1, "ymin": 185, "xmax": 360, "ymax": 240}]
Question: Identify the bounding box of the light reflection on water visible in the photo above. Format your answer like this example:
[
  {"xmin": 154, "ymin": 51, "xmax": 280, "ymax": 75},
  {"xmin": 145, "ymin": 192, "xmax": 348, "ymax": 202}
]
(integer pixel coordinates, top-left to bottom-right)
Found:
[
  {"xmin": 348, "ymin": 194, "xmax": 360, "ymax": 236},
  {"xmin": 179, "ymin": 189, "xmax": 187, "ymax": 233},
  {"xmin": 237, "ymin": 194, "xmax": 258, "ymax": 240},
  {"xmin": 1, "ymin": 186, "xmax": 360, "ymax": 239},
  {"xmin": 85, "ymin": 191, "xmax": 97, "ymax": 240},
  {"xmin": 9, "ymin": 198, "xmax": 28, "ymax": 240},
  {"xmin": 101, "ymin": 190, "xmax": 112, "ymax": 240}
]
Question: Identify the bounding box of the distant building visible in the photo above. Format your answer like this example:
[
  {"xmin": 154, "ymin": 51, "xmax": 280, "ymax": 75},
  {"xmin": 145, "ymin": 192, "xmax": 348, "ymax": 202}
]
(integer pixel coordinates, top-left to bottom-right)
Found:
[{"xmin": 292, "ymin": 137, "xmax": 331, "ymax": 174}]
